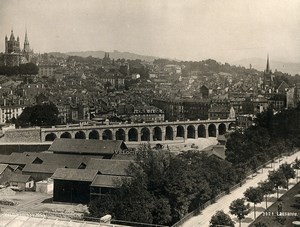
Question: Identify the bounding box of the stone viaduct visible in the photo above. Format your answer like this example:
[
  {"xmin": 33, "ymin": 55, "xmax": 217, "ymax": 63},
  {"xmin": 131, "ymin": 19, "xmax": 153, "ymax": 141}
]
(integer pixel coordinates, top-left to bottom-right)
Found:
[{"xmin": 41, "ymin": 119, "xmax": 236, "ymax": 143}]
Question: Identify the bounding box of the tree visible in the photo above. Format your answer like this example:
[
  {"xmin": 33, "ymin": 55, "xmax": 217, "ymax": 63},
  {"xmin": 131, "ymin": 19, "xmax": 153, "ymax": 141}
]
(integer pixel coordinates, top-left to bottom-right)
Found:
[
  {"xmin": 243, "ymin": 187, "xmax": 264, "ymax": 219},
  {"xmin": 259, "ymin": 180, "xmax": 275, "ymax": 209},
  {"xmin": 17, "ymin": 103, "xmax": 59, "ymax": 127},
  {"xmin": 209, "ymin": 210, "xmax": 235, "ymax": 227},
  {"xmin": 229, "ymin": 198, "xmax": 250, "ymax": 227},
  {"xmin": 268, "ymin": 170, "xmax": 287, "ymax": 199},
  {"xmin": 279, "ymin": 163, "xmax": 295, "ymax": 189},
  {"xmin": 293, "ymin": 158, "xmax": 300, "ymax": 183},
  {"xmin": 85, "ymin": 195, "xmax": 115, "ymax": 218}
]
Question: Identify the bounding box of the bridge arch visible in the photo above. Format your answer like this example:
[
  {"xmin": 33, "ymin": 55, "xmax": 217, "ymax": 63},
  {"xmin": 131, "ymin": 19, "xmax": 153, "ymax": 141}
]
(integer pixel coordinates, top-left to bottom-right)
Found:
[
  {"xmin": 45, "ymin": 133, "xmax": 57, "ymax": 141},
  {"xmin": 218, "ymin": 123, "xmax": 226, "ymax": 135},
  {"xmin": 102, "ymin": 129, "xmax": 113, "ymax": 140},
  {"xmin": 208, "ymin": 124, "xmax": 217, "ymax": 137},
  {"xmin": 153, "ymin": 126, "xmax": 162, "ymax": 141},
  {"xmin": 116, "ymin": 129, "xmax": 126, "ymax": 141},
  {"xmin": 60, "ymin": 132, "xmax": 72, "ymax": 139},
  {"xmin": 141, "ymin": 127, "xmax": 150, "ymax": 141},
  {"xmin": 176, "ymin": 125, "xmax": 185, "ymax": 138},
  {"xmin": 128, "ymin": 128, "xmax": 138, "ymax": 141},
  {"xmin": 75, "ymin": 131, "xmax": 86, "ymax": 139},
  {"xmin": 198, "ymin": 125, "xmax": 206, "ymax": 138},
  {"xmin": 165, "ymin": 126, "xmax": 173, "ymax": 140},
  {"xmin": 89, "ymin": 130, "xmax": 100, "ymax": 139},
  {"xmin": 187, "ymin": 125, "xmax": 196, "ymax": 138}
]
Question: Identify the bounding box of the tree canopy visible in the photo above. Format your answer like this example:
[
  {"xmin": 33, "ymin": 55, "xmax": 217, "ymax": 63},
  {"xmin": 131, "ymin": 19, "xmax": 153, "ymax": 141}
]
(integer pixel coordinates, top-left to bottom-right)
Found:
[
  {"xmin": 209, "ymin": 210, "xmax": 235, "ymax": 227},
  {"xmin": 244, "ymin": 187, "xmax": 264, "ymax": 219},
  {"xmin": 229, "ymin": 198, "xmax": 250, "ymax": 227},
  {"xmin": 86, "ymin": 146, "xmax": 239, "ymax": 225},
  {"xmin": 0, "ymin": 63, "xmax": 39, "ymax": 76},
  {"xmin": 16, "ymin": 102, "xmax": 59, "ymax": 127}
]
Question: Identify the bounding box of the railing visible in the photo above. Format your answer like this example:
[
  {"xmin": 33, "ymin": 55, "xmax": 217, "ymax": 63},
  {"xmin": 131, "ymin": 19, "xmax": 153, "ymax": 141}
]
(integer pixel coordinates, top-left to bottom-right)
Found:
[{"xmin": 171, "ymin": 149, "xmax": 298, "ymax": 227}]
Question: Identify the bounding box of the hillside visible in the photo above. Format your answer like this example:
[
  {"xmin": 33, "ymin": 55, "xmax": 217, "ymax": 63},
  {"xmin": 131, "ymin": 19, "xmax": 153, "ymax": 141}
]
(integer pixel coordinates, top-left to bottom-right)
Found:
[
  {"xmin": 232, "ymin": 58, "xmax": 300, "ymax": 76},
  {"xmin": 65, "ymin": 50, "xmax": 157, "ymax": 62}
]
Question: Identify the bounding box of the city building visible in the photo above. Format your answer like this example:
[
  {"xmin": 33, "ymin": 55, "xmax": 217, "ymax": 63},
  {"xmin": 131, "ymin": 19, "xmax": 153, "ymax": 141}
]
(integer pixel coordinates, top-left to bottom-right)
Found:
[
  {"xmin": 152, "ymin": 98, "xmax": 211, "ymax": 121},
  {"xmin": 131, "ymin": 105, "xmax": 164, "ymax": 123}
]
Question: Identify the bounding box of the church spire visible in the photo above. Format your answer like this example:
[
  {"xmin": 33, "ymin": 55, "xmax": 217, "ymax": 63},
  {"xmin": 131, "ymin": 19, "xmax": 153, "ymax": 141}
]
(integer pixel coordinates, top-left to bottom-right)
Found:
[
  {"xmin": 266, "ymin": 53, "xmax": 270, "ymax": 73},
  {"xmin": 24, "ymin": 28, "xmax": 29, "ymax": 44}
]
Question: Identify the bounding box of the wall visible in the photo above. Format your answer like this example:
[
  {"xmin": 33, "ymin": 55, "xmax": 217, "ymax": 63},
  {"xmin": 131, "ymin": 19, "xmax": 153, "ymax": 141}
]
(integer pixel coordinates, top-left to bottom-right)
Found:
[
  {"xmin": 36, "ymin": 179, "xmax": 53, "ymax": 194},
  {"xmin": 0, "ymin": 167, "xmax": 13, "ymax": 185},
  {"xmin": 2, "ymin": 128, "xmax": 41, "ymax": 143}
]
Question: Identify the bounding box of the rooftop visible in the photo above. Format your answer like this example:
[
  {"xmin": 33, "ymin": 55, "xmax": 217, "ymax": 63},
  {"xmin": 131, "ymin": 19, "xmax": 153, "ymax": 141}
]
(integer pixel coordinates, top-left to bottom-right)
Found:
[
  {"xmin": 86, "ymin": 158, "xmax": 132, "ymax": 176},
  {"xmin": 91, "ymin": 175, "xmax": 128, "ymax": 188},
  {"xmin": 51, "ymin": 168, "xmax": 98, "ymax": 182},
  {"xmin": 48, "ymin": 139, "xmax": 127, "ymax": 155}
]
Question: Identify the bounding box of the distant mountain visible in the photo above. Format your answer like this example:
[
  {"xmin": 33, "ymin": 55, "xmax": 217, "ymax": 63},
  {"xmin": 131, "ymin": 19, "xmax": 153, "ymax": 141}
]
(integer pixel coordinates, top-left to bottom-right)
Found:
[
  {"xmin": 65, "ymin": 50, "xmax": 158, "ymax": 62},
  {"xmin": 47, "ymin": 52, "xmax": 69, "ymax": 58},
  {"xmin": 232, "ymin": 58, "xmax": 300, "ymax": 76}
]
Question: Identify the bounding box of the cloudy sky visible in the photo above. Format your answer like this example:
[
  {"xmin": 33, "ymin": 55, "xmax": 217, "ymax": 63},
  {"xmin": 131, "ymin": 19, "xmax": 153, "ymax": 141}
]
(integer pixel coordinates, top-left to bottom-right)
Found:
[{"xmin": 0, "ymin": 0, "xmax": 299, "ymax": 63}]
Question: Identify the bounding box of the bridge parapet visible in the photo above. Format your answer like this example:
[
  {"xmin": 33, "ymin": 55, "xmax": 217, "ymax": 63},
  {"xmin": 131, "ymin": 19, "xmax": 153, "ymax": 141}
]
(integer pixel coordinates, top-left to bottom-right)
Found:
[{"xmin": 40, "ymin": 118, "xmax": 236, "ymax": 133}]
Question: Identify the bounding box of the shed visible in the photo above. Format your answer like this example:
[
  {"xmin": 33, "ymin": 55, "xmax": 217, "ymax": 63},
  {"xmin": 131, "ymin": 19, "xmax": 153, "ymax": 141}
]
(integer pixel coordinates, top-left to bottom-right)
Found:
[
  {"xmin": 9, "ymin": 174, "xmax": 34, "ymax": 191},
  {"xmin": 36, "ymin": 179, "xmax": 53, "ymax": 194},
  {"xmin": 51, "ymin": 168, "xmax": 98, "ymax": 203},
  {"xmin": 22, "ymin": 164, "xmax": 65, "ymax": 181},
  {"xmin": 48, "ymin": 139, "xmax": 127, "ymax": 158}
]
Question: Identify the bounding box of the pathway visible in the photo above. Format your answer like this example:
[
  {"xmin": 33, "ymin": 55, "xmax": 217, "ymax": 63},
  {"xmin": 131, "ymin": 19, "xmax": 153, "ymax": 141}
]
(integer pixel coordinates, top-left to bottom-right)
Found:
[{"xmin": 182, "ymin": 151, "xmax": 300, "ymax": 227}]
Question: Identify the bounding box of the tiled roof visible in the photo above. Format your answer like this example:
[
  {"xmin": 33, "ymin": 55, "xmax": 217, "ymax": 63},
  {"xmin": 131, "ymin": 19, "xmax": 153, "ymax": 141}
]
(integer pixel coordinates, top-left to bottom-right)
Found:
[
  {"xmin": 0, "ymin": 164, "xmax": 9, "ymax": 175},
  {"xmin": 0, "ymin": 153, "xmax": 38, "ymax": 165},
  {"xmin": 0, "ymin": 155, "xmax": 12, "ymax": 164},
  {"xmin": 51, "ymin": 168, "xmax": 98, "ymax": 182},
  {"xmin": 29, "ymin": 153, "xmax": 94, "ymax": 168},
  {"xmin": 202, "ymin": 145, "xmax": 226, "ymax": 160},
  {"xmin": 9, "ymin": 174, "xmax": 32, "ymax": 183},
  {"xmin": 91, "ymin": 175, "xmax": 127, "ymax": 188},
  {"xmin": 48, "ymin": 139, "xmax": 127, "ymax": 155},
  {"xmin": 86, "ymin": 159, "xmax": 131, "ymax": 176},
  {"xmin": 22, "ymin": 164, "xmax": 64, "ymax": 174}
]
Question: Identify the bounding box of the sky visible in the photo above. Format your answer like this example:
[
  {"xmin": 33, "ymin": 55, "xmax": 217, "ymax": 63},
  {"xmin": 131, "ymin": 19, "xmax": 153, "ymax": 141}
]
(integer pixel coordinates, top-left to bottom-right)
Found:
[{"xmin": 0, "ymin": 0, "xmax": 299, "ymax": 63}]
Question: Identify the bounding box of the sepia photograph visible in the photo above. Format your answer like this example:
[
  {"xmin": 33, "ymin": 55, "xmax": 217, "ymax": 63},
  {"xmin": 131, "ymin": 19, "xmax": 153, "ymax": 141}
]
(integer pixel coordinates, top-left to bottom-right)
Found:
[{"xmin": 0, "ymin": 0, "xmax": 300, "ymax": 226}]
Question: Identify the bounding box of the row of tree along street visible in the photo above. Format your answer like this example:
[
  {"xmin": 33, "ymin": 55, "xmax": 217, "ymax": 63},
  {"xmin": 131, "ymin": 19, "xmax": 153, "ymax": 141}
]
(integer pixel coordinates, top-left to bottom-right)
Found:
[
  {"xmin": 83, "ymin": 105, "xmax": 300, "ymax": 226},
  {"xmin": 210, "ymin": 161, "xmax": 298, "ymax": 227}
]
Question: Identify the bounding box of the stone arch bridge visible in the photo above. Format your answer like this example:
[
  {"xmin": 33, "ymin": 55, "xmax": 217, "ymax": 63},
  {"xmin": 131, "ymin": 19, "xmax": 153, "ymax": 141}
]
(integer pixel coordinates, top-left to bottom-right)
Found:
[{"xmin": 41, "ymin": 119, "xmax": 236, "ymax": 143}]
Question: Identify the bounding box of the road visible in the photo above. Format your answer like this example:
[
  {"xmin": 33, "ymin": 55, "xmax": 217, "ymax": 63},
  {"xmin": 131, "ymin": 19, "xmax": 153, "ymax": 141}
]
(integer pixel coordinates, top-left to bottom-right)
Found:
[{"xmin": 182, "ymin": 151, "xmax": 300, "ymax": 227}]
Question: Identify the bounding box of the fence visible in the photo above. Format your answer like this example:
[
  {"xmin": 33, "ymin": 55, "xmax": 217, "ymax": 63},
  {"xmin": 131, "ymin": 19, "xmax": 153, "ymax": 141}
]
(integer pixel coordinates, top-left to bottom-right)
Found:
[{"xmin": 171, "ymin": 149, "xmax": 299, "ymax": 227}]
